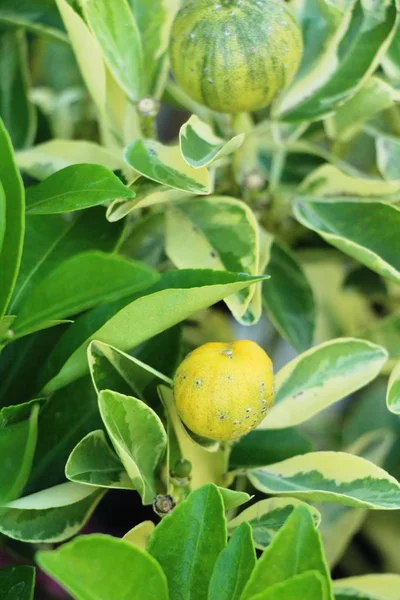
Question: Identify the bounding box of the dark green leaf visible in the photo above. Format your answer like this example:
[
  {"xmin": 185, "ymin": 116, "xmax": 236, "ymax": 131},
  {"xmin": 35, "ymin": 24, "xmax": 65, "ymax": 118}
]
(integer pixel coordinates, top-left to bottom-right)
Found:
[
  {"xmin": 0, "ymin": 405, "xmax": 39, "ymax": 503},
  {"xmin": 148, "ymin": 484, "xmax": 226, "ymax": 600},
  {"xmin": 263, "ymin": 241, "xmax": 315, "ymax": 351},
  {"xmin": 12, "ymin": 252, "xmax": 158, "ymax": 337},
  {"xmin": 0, "ymin": 117, "xmax": 25, "ymax": 317},
  {"xmin": 9, "ymin": 208, "xmax": 124, "ymax": 313},
  {"xmin": 0, "ymin": 566, "xmax": 35, "ymax": 600},
  {"xmin": 229, "ymin": 428, "xmax": 312, "ymax": 470},
  {"xmin": 0, "ymin": 0, "xmax": 66, "ymax": 42},
  {"xmin": 0, "ymin": 29, "xmax": 36, "ymax": 150},
  {"xmin": 26, "ymin": 376, "xmax": 102, "ymax": 493},
  {"xmin": 26, "ymin": 164, "xmax": 135, "ymax": 214},
  {"xmin": 208, "ymin": 522, "xmax": 255, "ymax": 600}
]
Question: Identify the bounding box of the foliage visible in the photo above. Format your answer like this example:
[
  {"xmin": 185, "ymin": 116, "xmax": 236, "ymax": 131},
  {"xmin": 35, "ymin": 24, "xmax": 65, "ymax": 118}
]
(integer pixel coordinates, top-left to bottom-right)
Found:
[{"xmin": 0, "ymin": 0, "xmax": 400, "ymax": 598}]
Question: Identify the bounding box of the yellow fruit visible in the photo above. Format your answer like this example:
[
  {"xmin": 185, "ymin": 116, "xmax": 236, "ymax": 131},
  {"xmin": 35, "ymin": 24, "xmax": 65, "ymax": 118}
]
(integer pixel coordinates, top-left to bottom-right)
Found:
[
  {"xmin": 173, "ymin": 340, "xmax": 274, "ymax": 441},
  {"xmin": 169, "ymin": 0, "xmax": 303, "ymax": 114}
]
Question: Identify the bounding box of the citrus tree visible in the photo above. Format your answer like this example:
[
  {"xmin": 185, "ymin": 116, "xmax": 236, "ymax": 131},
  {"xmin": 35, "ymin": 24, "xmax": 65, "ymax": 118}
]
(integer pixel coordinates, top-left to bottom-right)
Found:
[{"xmin": 1, "ymin": 0, "xmax": 400, "ymax": 598}]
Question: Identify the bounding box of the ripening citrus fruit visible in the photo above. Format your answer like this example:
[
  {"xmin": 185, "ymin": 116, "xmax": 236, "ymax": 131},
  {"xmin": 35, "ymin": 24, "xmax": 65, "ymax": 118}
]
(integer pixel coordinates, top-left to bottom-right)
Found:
[
  {"xmin": 169, "ymin": 0, "xmax": 303, "ymax": 114},
  {"xmin": 173, "ymin": 340, "xmax": 274, "ymax": 441}
]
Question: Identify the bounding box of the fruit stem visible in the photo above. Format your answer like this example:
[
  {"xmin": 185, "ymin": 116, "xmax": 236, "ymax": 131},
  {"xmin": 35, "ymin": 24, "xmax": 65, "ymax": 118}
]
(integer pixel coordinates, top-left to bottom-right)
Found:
[{"xmin": 269, "ymin": 122, "xmax": 286, "ymax": 192}]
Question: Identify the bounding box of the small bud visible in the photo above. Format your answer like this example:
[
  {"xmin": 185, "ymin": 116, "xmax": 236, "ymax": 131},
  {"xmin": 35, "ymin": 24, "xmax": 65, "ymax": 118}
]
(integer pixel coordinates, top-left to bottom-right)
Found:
[
  {"xmin": 137, "ymin": 97, "xmax": 160, "ymax": 118},
  {"xmin": 153, "ymin": 494, "xmax": 176, "ymax": 517},
  {"xmin": 245, "ymin": 172, "xmax": 265, "ymax": 191},
  {"xmin": 172, "ymin": 458, "xmax": 192, "ymax": 479}
]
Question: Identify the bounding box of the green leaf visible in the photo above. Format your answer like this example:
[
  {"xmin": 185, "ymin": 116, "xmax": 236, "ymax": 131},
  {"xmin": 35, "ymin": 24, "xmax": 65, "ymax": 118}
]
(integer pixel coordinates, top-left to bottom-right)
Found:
[
  {"xmin": 0, "ymin": 29, "xmax": 36, "ymax": 150},
  {"xmin": 387, "ymin": 361, "xmax": 400, "ymax": 414},
  {"xmin": 179, "ymin": 115, "xmax": 244, "ymax": 169},
  {"xmin": 262, "ymin": 338, "xmax": 387, "ymax": 429},
  {"xmin": 208, "ymin": 522, "xmax": 255, "ymax": 600},
  {"xmin": 106, "ymin": 179, "xmax": 188, "ymax": 222},
  {"xmin": 376, "ymin": 133, "xmax": 400, "ymax": 181},
  {"xmin": 300, "ymin": 164, "xmax": 400, "ymax": 200},
  {"xmin": 129, "ymin": 0, "xmax": 180, "ymax": 97},
  {"xmin": 0, "ymin": 482, "xmax": 103, "ymax": 543},
  {"xmin": 263, "ymin": 241, "xmax": 315, "ymax": 352},
  {"xmin": 98, "ymin": 390, "xmax": 167, "ymax": 504},
  {"xmin": 9, "ymin": 208, "xmax": 124, "ymax": 313},
  {"xmin": 334, "ymin": 575, "xmax": 400, "ymax": 600},
  {"xmin": 17, "ymin": 139, "xmax": 124, "ymax": 180},
  {"xmin": 326, "ymin": 77, "xmax": 397, "ymax": 143},
  {"xmin": 294, "ymin": 199, "xmax": 400, "ymax": 285},
  {"xmin": 248, "ymin": 450, "xmax": 400, "ymax": 509},
  {"xmin": 124, "ymin": 139, "xmax": 212, "ymax": 194},
  {"xmin": 241, "ymin": 506, "xmax": 332, "ymax": 600},
  {"xmin": 0, "ymin": 404, "xmax": 39, "ymax": 503},
  {"xmin": 0, "ymin": 182, "xmax": 4, "ymax": 256},
  {"xmin": 218, "ymin": 488, "xmax": 251, "ymax": 512},
  {"xmin": 88, "ymin": 339, "xmax": 172, "ymax": 400},
  {"xmin": 166, "ymin": 197, "xmax": 261, "ymax": 323},
  {"xmin": 0, "ymin": 0, "xmax": 66, "ymax": 42},
  {"xmin": 148, "ymin": 484, "xmax": 226, "ymax": 600},
  {"xmin": 41, "ymin": 270, "xmax": 266, "ymax": 393},
  {"xmin": 277, "ymin": 0, "xmax": 398, "ymax": 122},
  {"xmin": 12, "ymin": 252, "xmax": 157, "ymax": 337},
  {"xmin": 229, "ymin": 428, "xmax": 313, "ymax": 470},
  {"xmin": 0, "ymin": 326, "xmax": 66, "ymax": 409},
  {"xmin": 228, "ymin": 498, "xmax": 321, "ymax": 551},
  {"xmin": 82, "ymin": 0, "xmax": 144, "ymax": 102},
  {"xmin": 26, "ymin": 164, "xmax": 135, "ymax": 215},
  {"xmin": 65, "ymin": 430, "xmax": 134, "ymax": 490},
  {"xmin": 359, "ymin": 310, "xmax": 400, "ymax": 366},
  {"xmin": 248, "ymin": 571, "xmax": 326, "ymax": 600},
  {"xmin": 37, "ymin": 534, "xmax": 169, "ymax": 600},
  {"xmin": 27, "ymin": 376, "xmax": 103, "ymax": 493},
  {"xmin": 0, "ymin": 566, "xmax": 35, "ymax": 600},
  {"xmin": 0, "ymin": 117, "xmax": 25, "ymax": 318}
]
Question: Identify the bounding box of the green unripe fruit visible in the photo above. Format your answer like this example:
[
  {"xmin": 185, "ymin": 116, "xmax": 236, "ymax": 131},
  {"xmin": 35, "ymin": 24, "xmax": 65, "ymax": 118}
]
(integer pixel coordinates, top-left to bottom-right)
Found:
[
  {"xmin": 172, "ymin": 458, "xmax": 193, "ymax": 479},
  {"xmin": 169, "ymin": 0, "xmax": 303, "ymax": 114}
]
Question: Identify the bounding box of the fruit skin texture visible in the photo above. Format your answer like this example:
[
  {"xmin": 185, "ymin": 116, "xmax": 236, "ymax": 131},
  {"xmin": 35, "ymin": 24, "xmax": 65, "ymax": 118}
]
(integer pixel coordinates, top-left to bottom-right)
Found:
[
  {"xmin": 173, "ymin": 340, "xmax": 274, "ymax": 441},
  {"xmin": 169, "ymin": 0, "xmax": 303, "ymax": 114}
]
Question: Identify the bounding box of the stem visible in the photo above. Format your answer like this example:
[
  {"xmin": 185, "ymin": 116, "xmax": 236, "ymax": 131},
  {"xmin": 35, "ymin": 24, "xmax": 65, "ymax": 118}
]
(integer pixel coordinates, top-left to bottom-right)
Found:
[
  {"xmin": 269, "ymin": 123, "xmax": 287, "ymax": 192},
  {"xmin": 140, "ymin": 115, "xmax": 157, "ymax": 139}
]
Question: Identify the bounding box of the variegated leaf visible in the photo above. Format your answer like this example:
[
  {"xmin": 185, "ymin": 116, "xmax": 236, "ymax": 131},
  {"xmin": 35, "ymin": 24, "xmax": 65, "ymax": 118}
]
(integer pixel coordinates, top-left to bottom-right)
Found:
[
  {"xmin": 65, "ymin": 430, "xmax": 134, "ymax": 490},
  {"xmin": 0, "ymin": 482, "xmax": 103, "ymax": 542},
  {"xmin": 294, "ymin": 199, "xmax": 400, "ymax": 285},
  {"xmin": 261, "ymin": 338, "xmax": 387, "ymax": 429},
  {"xmin": 179, "ymin": 115, "xmax": 244, "ymax": 169},
  {"xmin": 387, "ymin": 361, "xmax": 400, "ymax": 414},
  {"xmin": 334, "ymin": 575, "xmax": 400, "ymax": 600},
  {"xmin": 248, "ymin": 451, "xmax": 400, "ymax": 509},
  {"xmin": 228, "ymin": 497, "xmax": 321, "ymax": 550},
  {"xmin": 165, "ymin": 197, "xmax": 261, "ymax": 324},
  {"xmin": 124, "ymin": 139, "xmax": 211, "ymax": 194}
]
